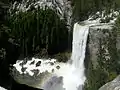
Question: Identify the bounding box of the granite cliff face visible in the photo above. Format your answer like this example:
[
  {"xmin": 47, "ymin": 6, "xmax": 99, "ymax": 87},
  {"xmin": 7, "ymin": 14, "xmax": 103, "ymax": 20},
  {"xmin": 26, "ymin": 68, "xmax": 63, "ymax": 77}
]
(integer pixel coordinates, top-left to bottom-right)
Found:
[
  {"xmin": 88, "ymin": 24, "xmax": 113, "ymax": 68},
  {"xmin": 84, "ymin": 11, "xmax": 120, "ymax": 90}
]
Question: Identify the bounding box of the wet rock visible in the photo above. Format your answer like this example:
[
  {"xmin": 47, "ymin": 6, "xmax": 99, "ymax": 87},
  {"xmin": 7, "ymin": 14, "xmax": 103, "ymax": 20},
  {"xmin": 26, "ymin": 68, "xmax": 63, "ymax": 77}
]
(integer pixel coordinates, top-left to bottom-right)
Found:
[
  {"xmin": 36, "ymin": 61, "xmax": 41, "ymax": 67},
  {"xmin": 30, "ymin": 60, "xmax": 35, "ymax": 65},
  {"xmin": 52, "ymin": 69, "xmax": 54, "ymax": 73},
  {"xmin": 50, "ymin": 62, "xmax": 54, "ymax": 65},
  {"xmin": 56, "ymin": 65, "xmax": 60, "ymax": 69},
  {"xmin": 19, "ymin": 60, "xmax": 27, "ymax": 66},
  {"xmin": 21, "ymin": 67, "xmax": 27, "ymax": 73}
]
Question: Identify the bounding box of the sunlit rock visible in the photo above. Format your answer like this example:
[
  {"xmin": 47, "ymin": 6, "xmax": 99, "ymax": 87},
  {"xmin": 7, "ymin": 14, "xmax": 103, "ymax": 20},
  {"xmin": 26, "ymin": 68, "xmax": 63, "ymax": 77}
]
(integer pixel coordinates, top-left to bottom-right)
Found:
[{"xmin": 99, "ymin": 75, "xmax": 120, "ymax": 90}]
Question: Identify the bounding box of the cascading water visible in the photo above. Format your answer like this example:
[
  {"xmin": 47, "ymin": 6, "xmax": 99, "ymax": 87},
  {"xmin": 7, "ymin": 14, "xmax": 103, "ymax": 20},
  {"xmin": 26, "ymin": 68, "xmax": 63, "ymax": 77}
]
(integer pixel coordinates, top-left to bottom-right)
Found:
[
  {"xmin": 69, "ymin": 23, "xmax": 89, "ymax": 89},
  {"xmin": 13, "ymin": 22, "xmax": 89, "ymax": 90},
  {"xmin": 43, "ymin": 23, "xmax": 89, "ymax": 90},
  {"xmin": 62, "ymin": 23, "xmax": 89, "ymax": 90}
]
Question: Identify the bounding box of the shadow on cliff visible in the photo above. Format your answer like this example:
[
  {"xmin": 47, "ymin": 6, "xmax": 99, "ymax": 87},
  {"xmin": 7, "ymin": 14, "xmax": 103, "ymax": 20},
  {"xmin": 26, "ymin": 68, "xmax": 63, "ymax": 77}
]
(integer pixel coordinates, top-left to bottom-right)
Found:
[{"xmin": 84, "ymin": 34, "xmax": 90, "ymax": 80}]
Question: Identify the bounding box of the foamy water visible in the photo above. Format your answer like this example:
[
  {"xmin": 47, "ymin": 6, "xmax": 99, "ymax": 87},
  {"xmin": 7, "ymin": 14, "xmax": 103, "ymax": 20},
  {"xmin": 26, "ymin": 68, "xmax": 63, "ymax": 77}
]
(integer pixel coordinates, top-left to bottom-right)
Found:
[{"xmin": 62, "ymin": 23, "xmax": 89, "ymax": 90}]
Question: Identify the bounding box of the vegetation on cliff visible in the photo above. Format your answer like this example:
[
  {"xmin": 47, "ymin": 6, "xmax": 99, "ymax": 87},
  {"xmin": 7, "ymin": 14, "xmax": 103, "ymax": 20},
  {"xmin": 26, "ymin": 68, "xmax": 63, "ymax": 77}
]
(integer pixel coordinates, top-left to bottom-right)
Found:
[
  {"xmin": 7, "ymin": 7, "xmax": 70, "ymax": 58},
  {"xmin": 85, "ymin": 23, "xmax": 120, "ymax": 90},
  {"xmin": 0, "ymin": 0, "xmax": 72, "ymax": 64}
]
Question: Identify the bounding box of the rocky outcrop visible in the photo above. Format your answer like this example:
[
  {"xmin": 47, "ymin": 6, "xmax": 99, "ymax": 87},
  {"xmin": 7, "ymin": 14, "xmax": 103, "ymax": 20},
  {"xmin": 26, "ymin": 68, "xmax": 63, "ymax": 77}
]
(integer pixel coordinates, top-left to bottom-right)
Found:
[
  {"xmin": 99, "ymin": 75, "xmax": 120, "ymax": 90},
  {"xmin": 85, "ymin": 23, "xmax": 120, "ymax": 90},
  {"xmin": 88, "ymin": 24, "xmax": 113, "ymax": 68}
]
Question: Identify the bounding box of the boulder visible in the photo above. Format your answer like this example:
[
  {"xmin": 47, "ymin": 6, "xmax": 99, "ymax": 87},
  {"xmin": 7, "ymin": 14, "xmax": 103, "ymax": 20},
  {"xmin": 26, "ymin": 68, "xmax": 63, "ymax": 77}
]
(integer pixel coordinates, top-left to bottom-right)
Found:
[{"xmin": 99, "ymin": 75, "xmax": 120, "ymax": 90}]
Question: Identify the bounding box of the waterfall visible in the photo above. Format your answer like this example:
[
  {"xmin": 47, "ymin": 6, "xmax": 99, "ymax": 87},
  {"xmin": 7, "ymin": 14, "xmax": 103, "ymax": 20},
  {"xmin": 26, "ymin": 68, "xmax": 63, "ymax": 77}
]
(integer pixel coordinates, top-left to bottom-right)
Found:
[
  {"xmin": 72, "ymin": 23, "xmax": 89, "ymax": 69},
  {"xmin": 13, "ymin": 22, "xmax": 89, "ymax": 90},
  {"xmin": 71, "ymin": 23, "xmax": 89, "ymax": 89},
  {"xmin": 44, "ymin": 23, "xmax": 89, "ymax": 90},
  {"xmin": 62, "ymin": 23, "xmax": 89, "ymax": 90}
]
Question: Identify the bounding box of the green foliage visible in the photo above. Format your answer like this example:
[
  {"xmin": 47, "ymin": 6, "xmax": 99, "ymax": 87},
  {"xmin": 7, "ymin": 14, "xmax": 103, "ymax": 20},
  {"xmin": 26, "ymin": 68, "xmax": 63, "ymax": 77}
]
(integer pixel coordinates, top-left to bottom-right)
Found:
[
  {"xmin": 97, "ymin": 29, "xmax": 118, "ymax": 73},
  {"xmin": 85, "ymin": 64, "xmax": 108, "ymax": 90},
  {"xmin": 115, "ymin": 16, "xmax": 120, "ymax": 73},
  {"xmin": 53, "ymin": 52, "xmax": 71, "ymax": 62},
  {"xmin": 115, "ymin": 16, "xmax": 120, "ymax": 35},
  {"xmin": 107, "ymin": 28, "xmax": 119, "ymax": 72},
  {"xmin": 7, "ymin": 8, "xmax": 69, "ymax": 57}
]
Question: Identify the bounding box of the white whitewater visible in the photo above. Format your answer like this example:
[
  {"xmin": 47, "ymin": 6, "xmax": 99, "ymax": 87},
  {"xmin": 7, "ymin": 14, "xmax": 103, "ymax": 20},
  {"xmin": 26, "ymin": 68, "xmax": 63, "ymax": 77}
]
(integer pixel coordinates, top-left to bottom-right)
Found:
[
  {"xmin": 13, "ymin": 22, "xmax": 89, "ymax": 90},
  {"xmin": 44, "ymin": 23, "xmax": 89, "ymax": 90},
  {"xmin": 70, "ymin": 23, "xmax": 89, "ymax": 89},
  {"xmin": 63, "ymin": 23, "xmax": 89, "ymax": 90}
]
